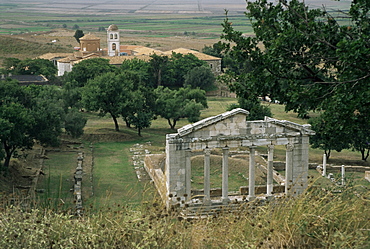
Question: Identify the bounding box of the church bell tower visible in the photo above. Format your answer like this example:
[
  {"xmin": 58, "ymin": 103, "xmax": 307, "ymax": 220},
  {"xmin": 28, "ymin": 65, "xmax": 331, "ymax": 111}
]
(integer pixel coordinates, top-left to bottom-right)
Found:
[{"xmin": 107, "ymin": 24, "xmax": 120, "ymax": 56}]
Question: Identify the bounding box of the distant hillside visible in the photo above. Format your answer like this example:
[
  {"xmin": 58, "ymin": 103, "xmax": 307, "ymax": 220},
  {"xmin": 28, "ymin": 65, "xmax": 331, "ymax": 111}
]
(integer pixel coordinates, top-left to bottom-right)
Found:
[{"xmin": 0, "ymin": 35, "xmax": 72, "ymax": 65}]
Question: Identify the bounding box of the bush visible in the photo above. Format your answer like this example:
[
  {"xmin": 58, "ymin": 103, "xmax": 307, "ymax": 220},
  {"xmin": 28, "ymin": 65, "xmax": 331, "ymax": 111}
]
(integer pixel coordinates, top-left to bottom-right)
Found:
[{"xmin": 64, "ymin": 108, "xmax": 87, "ymax": 138}]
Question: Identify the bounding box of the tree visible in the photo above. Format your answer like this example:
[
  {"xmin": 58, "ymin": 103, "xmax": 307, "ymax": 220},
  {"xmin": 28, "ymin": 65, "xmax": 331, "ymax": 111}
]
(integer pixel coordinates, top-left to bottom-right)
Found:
[
  {"xmin": 2, "ymin": 58, "xmax": 21, "ymax": 72},
  {"xmin": 221, "ymin": 0, "xmax": 370, "ymax": 159},
  {"xmin": 309, "ymin": 112, "xmax": 351, "ymax": 160},
  {"xmin": 15, "ymin": 58, "xmax": 57, "ymax": 80},
  {"xmin": 82, "ymin": 72, "xmax": 134, "ymax": 132},
  {"xmin": 117, "ymin": 67, "xmax": 156, "ymax": 129},
  {"xmin": 26, "ymin": 85, "xmax": 65, "ymax": 147},
  {"xmin": 164, "ymin": 52, "xmax": 207, "ymax": 88},
  {"xmin": 148, "ymin": 52, "xmax": 207, "ymax": 88},
  {"xmin": 154, "ymin": 86, "xmax": 208, "ymax": 129},
  {"xmin": 73, "ymin": 29, "xmax": 84, "ymax": 43},
  {"xmin": 184, "ymin": 65, "xmax": 215, "ymax": 91},
  {"xmin": 0, "ymin": 82, "xmax": 66, "ymax": 172},
  {"xmin": 127, "ymin": 111, "xmax": 153, "ymax": 137},
  {"xmin": 65, "ymin": 108, "xmax": 87, "ymax": 138},
  {"xmin": 148, "ymin": 54, "xmax": 169, "ymax": 87},
  {"xmin": 64, "ymin": 58, "xmax": 117, "ymax": 88},
  {"xmin": 228, "ymin": 97, "xmax": 272, "ymax": 121},
  {"xmin": 0, "ymin": 101, "xmax": 34, "ymax": 172},
  {"xmin": 202, "ymin": 41, "xmax": 237, "ymax": 71},
  {"xmin": 120, "ymin": 58, "xmax": 151, "ymax": 86}
]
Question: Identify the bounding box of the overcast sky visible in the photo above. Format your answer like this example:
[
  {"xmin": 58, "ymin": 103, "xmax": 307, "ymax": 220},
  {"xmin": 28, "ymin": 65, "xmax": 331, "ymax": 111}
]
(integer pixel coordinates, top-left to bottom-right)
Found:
[{"xmin": 1, "ymin": 0, "xmax": 351, "ymax": 15}]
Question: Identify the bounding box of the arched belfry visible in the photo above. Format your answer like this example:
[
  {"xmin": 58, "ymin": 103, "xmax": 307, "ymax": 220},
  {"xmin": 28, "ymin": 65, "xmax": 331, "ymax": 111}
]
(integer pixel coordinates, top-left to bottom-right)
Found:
[
  {"xmin": 145, "ymin": 108, "xmax": 315, "ymax": 210},
  {"xmin": 107, "ymin": 24, "xmax": 120, "ymax": 56}
]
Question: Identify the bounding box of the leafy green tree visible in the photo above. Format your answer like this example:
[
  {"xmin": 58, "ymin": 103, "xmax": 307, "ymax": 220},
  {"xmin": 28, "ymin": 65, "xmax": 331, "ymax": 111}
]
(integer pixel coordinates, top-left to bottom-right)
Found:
[
  {"xmin": 148, "ymin": 54, "xmax": 169, "ymax": 87},
  {"xmin": 165, "ymin": 52, "xmax": 207, "ymax": 88},
  {"xmin": 14, "ymin": 58, "xmax": 57, "ymax": 80},
  {"xmin": 117, "ymin": 68, "xmax": 156, "ymax": 129},
  {"xmin": 148, "ymin": 53, "xmax": 207, "ymax": 88},
  {"xmin": 127, "ymin": 111, "xmax": 153, "ymax": 137},
  {"xmin": 26, "ymin": 85, "xmax": 65, "ymax": 147},
  {"xmin": 221, "ymin": 0, "xmax": 370, "ymax": 159},
  {"xmin": 0, "ymin": 101, "xmax": 34, "ymax": 172},
  {"xmin": 0, "ymin": 82, "xmax": 66, "ymax": 172},
  {"xmin": 202, "ymin": 41, "xmax": 237, "ymax": 71},
  {"xmin": 64, "ymin": 58, "xmax": 117, "ymax": 88},
  {"xmin": 309, "ymin": 113, "xmax": 351, "ymax": 160},
  {"xmin": 73, "ymin": 29, "xmax": 83, "ymax": 43},
  {"xmin": 82, "ymin": 72, "xmax": 134, "ymax": 131},
  {"xmin": 154, "ymin": 86, "xmax": 208, "ymax": 129},
  {"xmin": 120, "ymin": 58, "xmax": 151, "ymax": 86},
  {"xmin": 2, "ymin": 58, "xmax": 21, "ymax": 72},
  {"xmin": 65, "ymin": 108, "xmax": 87, "ymax": 138},
  {"xmin": 228, "ymin": 97, "xmax": 272, "ymax": 121},
  {"xmin": 61, "ymin": 81, "xmax": 83, "ymax": 110},
  {"xmin": 184, "ymin": 65, "xmax": 215, "ymax": 91}
]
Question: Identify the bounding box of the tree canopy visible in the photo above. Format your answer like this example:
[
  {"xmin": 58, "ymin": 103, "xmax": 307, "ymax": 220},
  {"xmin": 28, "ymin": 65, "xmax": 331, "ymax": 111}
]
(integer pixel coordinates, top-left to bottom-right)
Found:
[
  {"xmin": 63, "ymin": 58, "xmax": 117, "ymax": 88},
  {"xmin": 154, "ymin": 86, "xmax": 208, "ymax": 129},
  {"xmin": 82, "ymin": 72, "xmax": 135, "ymax": 132},
  {"xmin": 149, "ymin": 53, "xmax": 207, "ymax": 88},
  {"xmin": 73, "ymin": 29, "xmax": 84, "ymax": 43},
  {"xmin": 222, "ymin": 0, "xmax": 370, "ymax": 160},
  {"xmin": 3, "ymin": 58, "xmax": 57, "ymax": 80},
  {"xmin": 0, "ymin": 82, "xmax": 70, "ymax": 172}
]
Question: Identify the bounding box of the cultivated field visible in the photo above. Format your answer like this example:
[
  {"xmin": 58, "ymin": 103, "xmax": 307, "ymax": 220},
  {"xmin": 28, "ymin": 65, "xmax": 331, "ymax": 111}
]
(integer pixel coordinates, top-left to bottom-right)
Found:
[{"xmin": 0, "ymin": 0, "xmax": 352, "ymax": 36}]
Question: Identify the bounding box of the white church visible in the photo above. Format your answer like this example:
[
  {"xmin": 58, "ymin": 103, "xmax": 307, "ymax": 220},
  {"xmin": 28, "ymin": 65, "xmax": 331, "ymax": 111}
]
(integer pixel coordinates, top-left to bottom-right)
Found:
[{"xmin": 38, "ymin": 24, "xmax": 221, "ymax": 77}]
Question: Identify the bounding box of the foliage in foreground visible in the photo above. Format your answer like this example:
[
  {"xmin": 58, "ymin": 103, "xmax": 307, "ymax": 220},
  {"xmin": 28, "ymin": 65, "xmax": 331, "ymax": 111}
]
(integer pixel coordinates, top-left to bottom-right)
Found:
[
  {"xmin": 221, "ymin": 0, "xmax": 370, "ymax": 161},
  {"xmin": 0, "ymin": 183, "xmax": 368, "ymax": 248}
]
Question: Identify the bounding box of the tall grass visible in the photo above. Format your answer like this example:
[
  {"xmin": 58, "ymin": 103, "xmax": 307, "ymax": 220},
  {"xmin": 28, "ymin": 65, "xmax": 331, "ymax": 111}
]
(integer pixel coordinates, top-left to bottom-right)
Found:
[{"xmin": 0, "ymin": 180, "xmax": 368, "ymax": 248}]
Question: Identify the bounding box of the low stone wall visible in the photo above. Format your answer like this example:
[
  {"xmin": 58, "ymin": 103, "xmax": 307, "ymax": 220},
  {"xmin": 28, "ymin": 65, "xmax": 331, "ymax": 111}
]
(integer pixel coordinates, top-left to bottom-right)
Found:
[
  {"xmin": 74, "ymin": 152, "xmax": 84, "ymax": 214},
  {"xmin": 144, "ymin": 154, "xmax": 167, "ymax": 204},
  {"xmin": 239, "ymin": 185, "xmax": 285, "ymax": 195},
  {"xmin": 365, "ymin": 171, "xmax": 370, "ymax": 182},
  {"xmin": 320, "ymin": 165, "xmax": 370, "ymax": 173}
]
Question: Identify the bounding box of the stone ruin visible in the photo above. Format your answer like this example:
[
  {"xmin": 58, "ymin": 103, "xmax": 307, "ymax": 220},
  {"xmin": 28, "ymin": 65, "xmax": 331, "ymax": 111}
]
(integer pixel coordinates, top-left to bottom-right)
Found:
[{"xmin": 144, "ymin": 108, "xmax": 315, "ymax": 209}]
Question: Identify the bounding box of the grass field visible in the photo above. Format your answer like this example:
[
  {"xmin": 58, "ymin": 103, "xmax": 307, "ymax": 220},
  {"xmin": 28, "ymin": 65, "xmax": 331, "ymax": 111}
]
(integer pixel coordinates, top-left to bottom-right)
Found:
[{"xmin": 36, "ymin": 97, "xmax": 369, "ymax": 210}]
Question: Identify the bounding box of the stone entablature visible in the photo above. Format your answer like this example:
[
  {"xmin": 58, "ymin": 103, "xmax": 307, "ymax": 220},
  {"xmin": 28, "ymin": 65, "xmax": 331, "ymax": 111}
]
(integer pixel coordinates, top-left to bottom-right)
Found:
[{"xmin": 157, "ymin": 108, "xmax": 315, "ymax": 209}]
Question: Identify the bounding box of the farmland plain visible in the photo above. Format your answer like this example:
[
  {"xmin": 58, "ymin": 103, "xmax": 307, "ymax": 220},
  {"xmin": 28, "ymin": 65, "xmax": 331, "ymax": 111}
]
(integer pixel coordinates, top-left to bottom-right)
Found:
[{"xmin": 0, "ymin": 0, "xmax": 352, "ymax": 36}]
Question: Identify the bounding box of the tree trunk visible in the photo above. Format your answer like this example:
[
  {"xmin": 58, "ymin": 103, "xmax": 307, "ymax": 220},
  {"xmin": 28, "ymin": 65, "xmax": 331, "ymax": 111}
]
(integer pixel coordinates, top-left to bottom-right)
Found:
[
  {"xmin": 138, "ymin": 127, "xmax": 142, "ymax": 137},
  {"xmin": 111, "ymin": 114, "xmax": 120, "ymax": 131},
  {"xmin": 157, "ymin": 69, "xmax": 162, "ymax": 86},
  {"xmin": 325, "ymin": 149, "xmax": 331, "ymax": 161},
  {"xmin": 361, "ymin": 148, "xmax": 369, "ymax": 161},
  {"xmin": 2, "ymin": 142, "xmax": 15, "ymax": 175},
  {"xmin": 124, "ymin": 117, "xmax": 131, "ymax": 128},
  {"xmin": 168, "ymin": 119, "xmax": 176, "ymax": 130}
]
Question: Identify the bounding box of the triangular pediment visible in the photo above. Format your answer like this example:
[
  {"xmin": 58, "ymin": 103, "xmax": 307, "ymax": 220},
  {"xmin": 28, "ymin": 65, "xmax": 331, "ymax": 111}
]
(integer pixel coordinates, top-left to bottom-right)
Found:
[
  {"xmin": 177, "ymin": 108, "xmax": 249, "ymax": 137},
  {"xmin": 176, "ymin": 109, "xmax": 314, "ymax": 139}
]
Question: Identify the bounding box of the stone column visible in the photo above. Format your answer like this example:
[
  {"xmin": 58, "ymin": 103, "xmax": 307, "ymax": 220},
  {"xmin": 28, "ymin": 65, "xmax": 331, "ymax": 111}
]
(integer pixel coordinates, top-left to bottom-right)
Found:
[
  {"xmin": 341, "ymin": 165, "xmax": 345, "ymax": 186},
  {"xmin": 165, "ymin": 134, "xmax": 186, "ymax": 209},
  {"xmin": 185, "ymin": 149, "xmax": 192, "ymax": 201},
  {"xmin": 204, "ymin": 148, "xmax": 211, "ymax": 204},
  {"xmin": 322, "ymin": 154, "xmax": 327, "ymax": 177},
  {"xmin": 248, "ymin": 146, "xmax": 256, "ymax": 200},
  {"xmin": 221, "ymin": 146, "xmax": 230, "ymax": 204},
  {"xmin": 285, "ymin": 144, "xmax": 294, "ymax": 195},
  {"xmin": 267, "ymin": 144, "xmax": 274, "ymax": 197}
]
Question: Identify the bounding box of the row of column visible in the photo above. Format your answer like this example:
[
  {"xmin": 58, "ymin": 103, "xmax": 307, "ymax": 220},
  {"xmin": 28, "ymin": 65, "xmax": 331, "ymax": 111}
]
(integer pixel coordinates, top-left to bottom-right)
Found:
[{"xmin": 185, "ymin": 143, "xmax": 294, "ymax": 203}]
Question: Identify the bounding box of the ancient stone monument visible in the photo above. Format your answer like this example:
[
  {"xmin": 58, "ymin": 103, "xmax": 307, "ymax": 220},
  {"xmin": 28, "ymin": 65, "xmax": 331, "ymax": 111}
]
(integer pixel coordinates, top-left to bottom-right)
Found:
[{"xmin": 145, "ymin": 108, "xmax": 315, "ymax": 209}]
